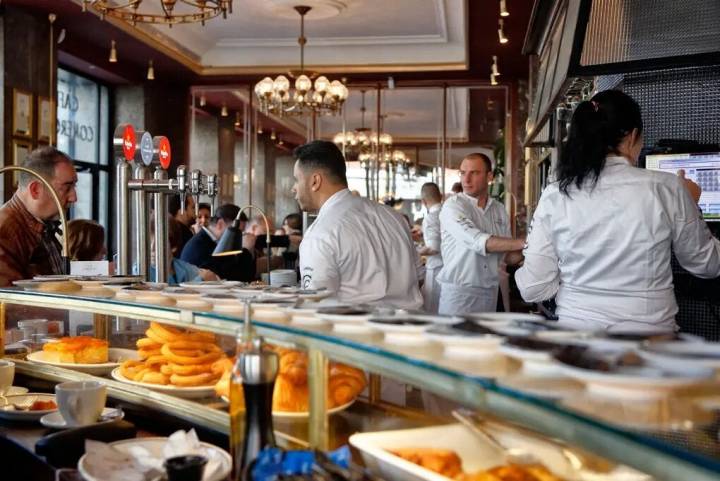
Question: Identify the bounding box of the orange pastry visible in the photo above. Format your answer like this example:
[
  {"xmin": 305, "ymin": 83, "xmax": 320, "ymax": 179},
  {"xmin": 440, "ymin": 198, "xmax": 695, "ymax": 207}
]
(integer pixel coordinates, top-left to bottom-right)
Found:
[{"xmin": 43, "ymin": 336, "xmax": 109, "ymax": 364}]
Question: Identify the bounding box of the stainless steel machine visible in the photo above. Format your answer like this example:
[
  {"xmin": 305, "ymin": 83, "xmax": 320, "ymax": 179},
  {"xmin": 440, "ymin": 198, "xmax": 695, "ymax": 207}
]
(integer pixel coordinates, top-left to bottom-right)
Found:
[{"xmin": 113, "ymin": 124, "xmax": 218, "ymax": 282}]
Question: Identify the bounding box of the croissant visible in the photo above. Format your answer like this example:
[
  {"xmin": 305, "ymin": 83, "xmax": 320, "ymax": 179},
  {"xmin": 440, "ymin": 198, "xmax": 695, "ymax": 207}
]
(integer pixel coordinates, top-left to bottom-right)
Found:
[
  {"xmin": 273, "ymin": 375, "xmax": 309, "ymax": 411},
  {"xmin": 328, "ymin": 364, "xmax": 366, "ymax": 407},
  {"xmin": 278, "ymin": 350, "xmax": 308, "ymax": 385}
]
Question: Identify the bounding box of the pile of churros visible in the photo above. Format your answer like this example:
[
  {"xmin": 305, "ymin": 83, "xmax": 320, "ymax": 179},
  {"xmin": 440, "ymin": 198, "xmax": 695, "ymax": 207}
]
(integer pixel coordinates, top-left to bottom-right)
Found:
[{"xmin": 119, "ymin": 322, "xmax": 229, "ymax": 387}]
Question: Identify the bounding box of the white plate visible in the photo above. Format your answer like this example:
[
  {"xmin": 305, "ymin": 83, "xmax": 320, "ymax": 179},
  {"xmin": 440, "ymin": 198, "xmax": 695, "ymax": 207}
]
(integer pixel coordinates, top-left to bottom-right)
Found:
[
  {"xmin": 497, "ymin": 375, "xmax": 584, "ymax": 400},
  {"xmin": 40, "ymin": 407, "xmax": 124, "ymax": 429},
  {"xmin": 78, "ymin": 437, "xmax": 232, "ymax": 481},
  {"xmin": 111, "ymin": 368, "xmax": 217, "ymax": 399},
  {"xmin": 316, "ymin": 309, "xmax": 374, "ymax": 323},
  {"xmin": 200, "ymin": 293, "xmax": 242, "ymax": 305},
  {"xmin": 3, "ymin": 386, "xmax": 29, "ymax": 396},
  {"xmin": 465, "ymin": 312, "xmax": 545, "ymax": 323},
  {"xmin": 175, "ymin": 299, "xmax": 213, "ymax": 311},
  {"xmin": 498, "ymin": 343, "xmax": 564, "ymax": 377},
  {"xmin": 367, "ymin": 317, "xmax": 434, "ymax": 335},
  {"xmin": 162, "ymin": 287, "xmax": 204, "ymax": 300},
  {"xmin": 180, "ymin": 281, "xmax": 240, "ymax": 289},
  {"xmin": 221, "ymin": 396, "xmax": 355, "ymax": 418},
  {"xmin": 349, "ymin": 423, "xmax": 574, "ymax": 481},
  {"xmin": 423, "ymin": 324, "xmax": 504, "ymax": 349},
  {"xmin": 639, "ymin": 341, "xmax": 720, "ymax": 370},
  {"xmin": 333, "ymin": 322, "xmax": 379, "ymax": 336},
  {"xmin": 13, "ymin": 279, "xmax": 80, "ymax": 293},
  {"xmin": 27, "ymin": 348, "xmax": 140, "ymax": 375},
  {"xmin": 0, "ymin": 393, "xmax": 57, "ymax": 421},
  {"xmin": 33, "ymin": 275, "xmax": 78, "ymax": 281},
  {"xmin": 557, "ymin": 356, "xmax": 715, "ymax": 399}
]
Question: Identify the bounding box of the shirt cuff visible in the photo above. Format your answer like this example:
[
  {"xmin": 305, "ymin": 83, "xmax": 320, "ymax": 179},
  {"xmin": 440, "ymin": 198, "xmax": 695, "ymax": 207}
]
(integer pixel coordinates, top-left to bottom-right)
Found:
[{"xmin": 474, "ymin": 233, "xmax": 491, "ymax": 256}]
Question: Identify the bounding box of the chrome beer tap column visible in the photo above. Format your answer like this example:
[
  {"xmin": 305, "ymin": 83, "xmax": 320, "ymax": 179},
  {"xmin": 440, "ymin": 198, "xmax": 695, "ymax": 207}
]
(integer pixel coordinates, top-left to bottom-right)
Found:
[{"xmin": 206, "ymin": 174, "xmax": 218, "ymax": 216}]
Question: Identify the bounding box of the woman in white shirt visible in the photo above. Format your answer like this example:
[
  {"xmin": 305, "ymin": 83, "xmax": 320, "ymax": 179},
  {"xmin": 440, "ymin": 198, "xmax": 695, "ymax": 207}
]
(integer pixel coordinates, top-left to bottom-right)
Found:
[{"xmin": 516, "ymin": 90, "xmax": 720, "ymax": 332}]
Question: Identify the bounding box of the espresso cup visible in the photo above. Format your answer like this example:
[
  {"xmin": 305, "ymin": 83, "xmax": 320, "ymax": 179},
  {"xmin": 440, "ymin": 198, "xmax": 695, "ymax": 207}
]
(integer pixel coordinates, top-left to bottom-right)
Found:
[
  {"xmin": 0, "ymin": 360, "xmax": 15, "ymax": 395},
  {"xmin": 55, "ymin": 381, "xmax": 106, "ymax": 426}
]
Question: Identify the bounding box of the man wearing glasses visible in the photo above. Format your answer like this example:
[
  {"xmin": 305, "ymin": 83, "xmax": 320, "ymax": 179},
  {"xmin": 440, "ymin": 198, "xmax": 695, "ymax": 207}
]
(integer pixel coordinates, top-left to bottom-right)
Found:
[{"xmin": 0, "ymin": 146, "xmax": 78, "ymax": 286}]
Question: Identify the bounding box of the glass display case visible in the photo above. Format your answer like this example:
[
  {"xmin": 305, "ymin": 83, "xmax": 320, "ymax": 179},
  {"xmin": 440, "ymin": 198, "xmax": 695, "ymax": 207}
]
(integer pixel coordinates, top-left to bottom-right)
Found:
[{"xmin": 1, "ymin": 286, "xmax": 719, "ymax": 481}]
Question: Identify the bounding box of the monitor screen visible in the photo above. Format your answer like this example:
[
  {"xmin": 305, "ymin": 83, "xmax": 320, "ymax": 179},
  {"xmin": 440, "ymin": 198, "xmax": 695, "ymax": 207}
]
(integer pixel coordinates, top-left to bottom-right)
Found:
[{"xmin": 645, "ymin": 152, "xmax": 720, "ymax": 221}]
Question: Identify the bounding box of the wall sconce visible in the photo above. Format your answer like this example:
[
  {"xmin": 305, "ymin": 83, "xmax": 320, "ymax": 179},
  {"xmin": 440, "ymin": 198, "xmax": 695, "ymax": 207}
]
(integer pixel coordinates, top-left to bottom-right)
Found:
[
  {"xmin": 234, "ymin": 111, "xmax": 241, "ymax": 127},
  {"xmin": 492, "ymin": 55, "xmax": 501, "ymax": 76},
  {"xmin": 500, "ymin": 0, "xmax": 509, "ymax": 17},
  {"xmin": 147, "ymin": 59, "xmax": 155, "ymax": 80},
  {"xmin": 257, "ymin": 124, "xmax": 263, "ymax": 135},
  {"xmin": 199, "ymin": 94, "xmax": 206, "ymax": 107},
  {"xmin": 109, "ymin": 40, "xmax": 117, "ymax": 63},
  {"xmin": 498, "ymin": 19, "xmax": 509, "ymax": 44},
  {"xmin": 270, "ymin": 129, "xmax": 276, "ymax": 140},
  {"xmin": 221, "ymin": 103, "xmax": 228, "ymax": 117}
]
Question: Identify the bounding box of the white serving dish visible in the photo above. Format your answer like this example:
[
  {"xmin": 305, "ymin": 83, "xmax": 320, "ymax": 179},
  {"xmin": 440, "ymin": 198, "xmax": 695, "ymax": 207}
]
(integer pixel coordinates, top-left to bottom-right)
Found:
[
  {"xmin": 175, "ymin": 299, "xmax": 213, "ymax": 311},
  {"xmin": 465, "ymin": 312, "xmax": 545, "ymax": 323},
  {"xmin": 0, "ymin": 393, "xmax": 58, "ymax": 421},
  {"xmin": 26, "ymin": 348, "xmax": 139, "ymax": 376},
  {"xmin": 349, "ymin": 423, "xmax": 573, "ymax": 481},
  {"xmin": 110, "ymin": 368, "xmax": 216, "ymax": 399},
  {"xmin": 316, "ymin": 306, "xmax": 374, "ymax": 324},
  {"xmin": 423, "ymin": 324, "xmax": 504, "ymax": 358},
  {"xmin": 496, "ymin": 375, "xmax": 584, "ymax": 400},
  {"xmin": 161, "ymin": 287, "xmax": 204, "ymax": 300},
  {"xmin": 498, "ymin": 342, "xmax": 565, "ymax": 377},
  {"xmin": 78, "ymin": 437, "xmax": 232, "ymax": 481},
  {"xmin": 638, "ymin": 341, "xmax": 720, "ymax": 372},
  {"xmin": 40, "ymin": 407, "xmax": 123, "ymax": 429}
]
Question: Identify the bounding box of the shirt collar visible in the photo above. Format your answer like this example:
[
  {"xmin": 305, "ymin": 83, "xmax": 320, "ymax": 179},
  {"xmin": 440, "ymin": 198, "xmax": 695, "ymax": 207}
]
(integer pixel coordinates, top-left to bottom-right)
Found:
[
  {"xmin": 202, "ymin": 225, "xmax": 217, "ymax": 242},
  {"xmin": 605, "ymin": 155, "xmax": 632, "ymax": 167},
  {"xmin": 460, "ymin": 192, "xmax": 493, "ymax": 210},
  {"xmin": 317, "ymin": 188, "xmax": 351, "ymax": 220},
  {"xmin": 428, "ymin": 203, "xmax": 441, "ymax": 213}
]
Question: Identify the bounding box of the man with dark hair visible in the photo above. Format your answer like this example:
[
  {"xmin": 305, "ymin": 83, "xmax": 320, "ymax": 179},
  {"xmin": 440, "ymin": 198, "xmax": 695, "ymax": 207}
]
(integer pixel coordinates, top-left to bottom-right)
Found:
[
  {"xmin": 192, "ymin": 202, "xmax": 212, "ymax": 234},
  {"xmin": 180, "ymin": 204, "xmax": 255, "ymax": 281},
  {"xmin": 292, "ymin": 140, "xmax": 423, "ymax": 309},
  {"xmin": 419, "ymin": 182, "xmax": 443, "ymax": 313},
  {"xmin": 437, "ymin": 153, "xmax": 524, "ymax": 315},
  {"xmin": 0, "ymin": 146, "xmax": 78, "ymax": 285},
  {"xmin": 168, "ymin": 194, "xmax": 195, "ymax": 252}
]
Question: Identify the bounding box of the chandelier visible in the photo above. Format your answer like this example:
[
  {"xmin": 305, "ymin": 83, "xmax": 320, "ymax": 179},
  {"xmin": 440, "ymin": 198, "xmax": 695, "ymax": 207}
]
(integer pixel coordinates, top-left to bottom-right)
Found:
[
  {"xmin": 82, "ymin": 0, "xmax": 232, "ymax": 26},
  {"xmin": 333, "ymin": 90, "xmax": 392, "ymax": 159},
  {"xmin": 254, "ymin": 6, "xmax": 349, "ymax": 117}
]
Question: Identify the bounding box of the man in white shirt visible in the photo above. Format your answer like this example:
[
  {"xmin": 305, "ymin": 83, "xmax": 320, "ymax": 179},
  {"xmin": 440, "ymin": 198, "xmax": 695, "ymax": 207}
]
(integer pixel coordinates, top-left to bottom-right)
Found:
[
  {"xmin": 418, "ymin": 182, "xmax": 443, "ymax": 313},
  {"xmin": 437, "ymin": 153, "xmax": 524, "ymax": 315},
  {"xmin": 293, "ymin": 141, "xmax": 424, "ymax": 310}
]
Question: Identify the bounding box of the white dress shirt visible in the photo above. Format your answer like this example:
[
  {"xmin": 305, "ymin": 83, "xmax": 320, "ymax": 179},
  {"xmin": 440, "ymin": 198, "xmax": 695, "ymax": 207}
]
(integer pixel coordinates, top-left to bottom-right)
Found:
[
  {"xmin": 437, "ymin": 193, "xmax": 510, "ymax": 289},
  {"xmin": 516, "ymin": 156, "xmax": 720, "ymax": 331},
  {"xmin": 299, "ymin": 189, "xmax": 423, "ymax": 310},
  {"xmin": 422, "ymin": 203, "xmax": 443, "ymax": 270}
]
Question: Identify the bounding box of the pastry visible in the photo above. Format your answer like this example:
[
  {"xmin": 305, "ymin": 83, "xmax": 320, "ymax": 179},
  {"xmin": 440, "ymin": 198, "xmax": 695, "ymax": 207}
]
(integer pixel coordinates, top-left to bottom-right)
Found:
[{"xmin": 43, "ymin": 336, "xmax": 109, "ymax": 364}]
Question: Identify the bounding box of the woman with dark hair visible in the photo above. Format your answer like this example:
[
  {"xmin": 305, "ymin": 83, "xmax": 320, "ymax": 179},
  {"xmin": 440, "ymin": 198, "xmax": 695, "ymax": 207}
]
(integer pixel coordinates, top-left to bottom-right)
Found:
[
  {"xmin": 67, "ymin": 219, "xmax": 107, "ymax": 261},
  {"xmin": 516, "ymin": 90, "xmax": 720, "ymax": 332}
]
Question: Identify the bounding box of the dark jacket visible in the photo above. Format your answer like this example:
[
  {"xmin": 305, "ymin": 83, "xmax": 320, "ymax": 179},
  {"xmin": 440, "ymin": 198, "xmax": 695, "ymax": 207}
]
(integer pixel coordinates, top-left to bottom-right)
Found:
[
  {"xmin": 180, "ymin": 228, "xmax": 255, "ymax": 282},
  {"xmin": 0, "ymin": 194, "xmax": 63, "ymax": 286}
]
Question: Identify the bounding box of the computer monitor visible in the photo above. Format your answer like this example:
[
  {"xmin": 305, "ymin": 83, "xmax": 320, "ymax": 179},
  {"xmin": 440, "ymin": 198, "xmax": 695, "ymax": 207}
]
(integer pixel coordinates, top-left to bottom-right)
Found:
[{"xmin": 645, "ymin": 152, "xmax": 720, "ymax": 221}]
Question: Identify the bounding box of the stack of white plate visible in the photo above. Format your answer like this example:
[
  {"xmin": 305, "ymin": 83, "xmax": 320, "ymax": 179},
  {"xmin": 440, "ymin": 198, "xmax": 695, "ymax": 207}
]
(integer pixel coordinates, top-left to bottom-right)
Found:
[{"xmin": 270, "ymin": 269, "xmax": 297, "ymax": 287}]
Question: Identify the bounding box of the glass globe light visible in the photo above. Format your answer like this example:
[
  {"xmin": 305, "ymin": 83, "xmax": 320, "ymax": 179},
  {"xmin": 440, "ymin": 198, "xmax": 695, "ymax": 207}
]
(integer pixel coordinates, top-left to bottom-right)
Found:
[
  {"xmin": 312, "ymin": 91, "xmax": 324, "ymax": 104},
  {"xmin": 333, "ymin": 132, "xmax": 346, "ymax": 145},
  {"xmin": 295, "ymin": 74, "xmax": 312, "ymax": 93},
  {"xmin": 258, "ymin": 77, "xmax": 274, "ymax": 96},
  {"xmin": 314, "ymin": 76, "xmax": 330, "ymax": 94},
  {"xmin": 380, "ymin": 133, "xmax": 393, "ymax": 145},
  {"xmin": 273, "ymin": 75, "xmax": 290, "ymax": 94}
]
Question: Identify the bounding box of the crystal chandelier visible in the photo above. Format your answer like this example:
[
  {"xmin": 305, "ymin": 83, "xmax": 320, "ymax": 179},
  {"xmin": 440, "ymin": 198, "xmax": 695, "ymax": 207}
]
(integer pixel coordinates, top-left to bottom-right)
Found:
[
  {"xmin": 333, "ymin": 91, "xmax": 392, "ymax": 159},
  {"xmin": 82, "ymin": 0, "xmax": 232, "ymax": 26},
  {"xmin": 254, "ymin": 6, "xmax": 349, "ymax": 117}
]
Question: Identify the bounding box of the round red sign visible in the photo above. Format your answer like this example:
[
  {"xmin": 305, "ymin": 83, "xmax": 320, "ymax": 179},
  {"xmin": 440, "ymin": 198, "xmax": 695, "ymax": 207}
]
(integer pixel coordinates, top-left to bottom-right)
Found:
[
  {"xmin": 122, "ymin": 125, "xmax": 136, "ymax": 161},
  {"xmin": 158, "ymin": 137, "xmax": 171, "ymax": 170}
]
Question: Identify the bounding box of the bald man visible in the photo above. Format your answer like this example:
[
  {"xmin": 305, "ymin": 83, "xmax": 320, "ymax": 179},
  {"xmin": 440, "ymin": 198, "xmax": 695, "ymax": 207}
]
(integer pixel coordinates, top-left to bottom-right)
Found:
[{"xmin": 418, "ymin": 182, "xmax": 443, "ymax": 313}]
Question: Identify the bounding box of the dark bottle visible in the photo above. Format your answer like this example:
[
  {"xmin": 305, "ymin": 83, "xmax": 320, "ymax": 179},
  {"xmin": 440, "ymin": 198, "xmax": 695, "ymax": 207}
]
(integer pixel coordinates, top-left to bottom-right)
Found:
[{"xmin": 230, "ymin": 335, "xmax": 278, "ymax": 481}]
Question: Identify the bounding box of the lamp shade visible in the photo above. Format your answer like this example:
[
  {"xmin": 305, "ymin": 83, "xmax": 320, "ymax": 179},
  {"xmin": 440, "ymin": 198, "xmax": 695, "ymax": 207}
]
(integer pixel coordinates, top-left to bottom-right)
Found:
[{"xmin": 212, "ymin": 219, "xmax": 244, "ymax": 257}]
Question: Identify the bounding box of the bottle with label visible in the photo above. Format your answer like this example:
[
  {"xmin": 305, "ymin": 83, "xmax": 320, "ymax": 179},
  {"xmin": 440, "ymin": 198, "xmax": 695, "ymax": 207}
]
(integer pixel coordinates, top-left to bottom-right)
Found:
[{"xmin": 229, "ymin": 334, "xmax": 278, "ymax": 481}]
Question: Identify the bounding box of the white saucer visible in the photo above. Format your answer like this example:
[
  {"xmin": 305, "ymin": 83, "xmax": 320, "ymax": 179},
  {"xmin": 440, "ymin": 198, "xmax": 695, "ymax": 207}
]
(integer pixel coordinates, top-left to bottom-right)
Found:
[
  {"xmin": 40, "ymin": 407, "xmax": 124, "ymax": 429},
  {"xmin": 2, "ymin": 386, "xmax": 29, "ymax": 395}
]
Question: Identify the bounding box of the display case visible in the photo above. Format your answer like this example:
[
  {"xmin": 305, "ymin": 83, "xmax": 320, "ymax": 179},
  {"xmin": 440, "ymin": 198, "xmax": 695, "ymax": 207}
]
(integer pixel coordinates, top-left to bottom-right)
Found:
[{"xmin": 2, "ymin": 286, "xmax": 720, "ymax": 481}]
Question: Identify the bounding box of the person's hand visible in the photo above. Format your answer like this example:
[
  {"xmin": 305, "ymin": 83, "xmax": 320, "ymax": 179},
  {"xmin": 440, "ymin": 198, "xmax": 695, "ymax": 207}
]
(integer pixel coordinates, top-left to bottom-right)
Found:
[
  {"xmin": 191, "ymin": 222, "xmax": 202, "ymax": 235},
  {"xmin": 411, "ymin": 225, "xmax": 423, "ymax": 242},
  {"xmin": 242, "ymin": 233, "xmax": 257, "ymax": 251},
  {"xmin": 199, "ymin": 268, "xmax": 219, "ymax": 281},
  {"xmin": 677, "ymin": 169, "xmax": 702, "ymax": 203}
]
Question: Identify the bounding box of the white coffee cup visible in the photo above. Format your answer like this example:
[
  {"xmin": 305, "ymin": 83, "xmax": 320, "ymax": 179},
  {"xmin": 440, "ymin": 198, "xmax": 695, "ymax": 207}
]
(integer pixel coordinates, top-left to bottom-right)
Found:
[
  {"xmin": 55, "ymin": 381, "xmax": 106, "ymax": 426},
  {"xmin": 0, "ymin": 360, "xmax": 15, "ymax": 395}
]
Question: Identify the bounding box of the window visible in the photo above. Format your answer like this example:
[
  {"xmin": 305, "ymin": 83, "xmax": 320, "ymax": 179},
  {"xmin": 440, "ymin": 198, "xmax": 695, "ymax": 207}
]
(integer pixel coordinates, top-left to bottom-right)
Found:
[{"xmin": 56, "ymin": 68, "xmax": 112, "ymax": 239}]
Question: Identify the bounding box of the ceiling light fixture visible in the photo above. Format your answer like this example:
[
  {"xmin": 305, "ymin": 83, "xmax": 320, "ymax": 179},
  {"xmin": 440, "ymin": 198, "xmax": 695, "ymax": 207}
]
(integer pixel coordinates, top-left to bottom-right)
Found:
[
  {"xmin": 270, "ymin": 129, "xmax": 277, "ymax": 140},
  {"xmin": 332, "ymin": 90, "xmax": 393, "ymax": 160},
  {"xmin": 498, "ymin": 19, "xmax": 509, "ymax": 44},
  {"xmin": 254, "ymin": 5, "xmax": 349, "ymax": 117},
  {"xmin": 199, "ymin": 95, "xmax": 206, "ymax": 107},
  {"xmin": 234, "ymin": 111, "xmax": 241, "ymax": 127},
  {"xmin": 278, "ymin": 137, "xmax": 284, "ymax": 146},
  {"xmin": 492, "ymin": 55, "xmax": 501, "ymax": 76},
  {"xmin": 147, "ymin": 59, "xmax": 155, "ymax": 80},
  {"xmin": 257, "ymin": 124, "xmax": 264, "ymax": 134},
  {"xmin": 490, "ymin": 74, "xmax": 499, "ymax": 86},
  {"xmin": 108, "ymin": 40, "xmax": 117, "ymax": 63},
  {"xmin": 221, "ymin": 104, "xmax": 229, "ymax": 117},
  {"xmin": 82, "ymin": 0, "xmax": 232, "ymax": 26},
  {"xmin": 500, "ymin": 0, "xmax": 509, "ymax": 17}
]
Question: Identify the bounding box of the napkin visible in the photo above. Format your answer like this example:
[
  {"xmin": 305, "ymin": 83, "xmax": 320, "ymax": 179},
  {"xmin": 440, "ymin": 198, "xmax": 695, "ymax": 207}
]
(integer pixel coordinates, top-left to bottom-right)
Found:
[{"xmin": 82, "ymin": 429, "xmax": 224, "ymax": 481}]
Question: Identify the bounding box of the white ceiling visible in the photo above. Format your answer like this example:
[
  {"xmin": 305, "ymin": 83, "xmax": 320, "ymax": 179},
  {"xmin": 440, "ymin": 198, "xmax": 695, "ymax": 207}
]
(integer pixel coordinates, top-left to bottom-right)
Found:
[{"xmin": 111, "ymin": 0, "xmax": 467, "ymax": 72}]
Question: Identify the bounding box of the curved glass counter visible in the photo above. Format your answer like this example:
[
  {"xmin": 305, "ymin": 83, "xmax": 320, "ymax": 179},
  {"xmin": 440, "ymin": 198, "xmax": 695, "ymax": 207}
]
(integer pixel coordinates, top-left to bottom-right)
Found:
[{"xmin": 0, "ymin": 287, "xmax": 719, "ymax": 481}]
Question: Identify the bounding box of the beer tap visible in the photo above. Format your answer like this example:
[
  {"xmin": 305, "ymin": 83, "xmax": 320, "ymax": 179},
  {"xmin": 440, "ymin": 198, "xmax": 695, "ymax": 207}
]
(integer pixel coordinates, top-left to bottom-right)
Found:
[
  {"xmin": 206, "ymin": 174, "xmax": 218, "ymax": 216},
  {"xmin": 190, "ymin": 169, "xmax": 202, "ymax": 218},
  {"xmin": 176, "ymin": 165, "xmax": 188, "ymax": 214}
]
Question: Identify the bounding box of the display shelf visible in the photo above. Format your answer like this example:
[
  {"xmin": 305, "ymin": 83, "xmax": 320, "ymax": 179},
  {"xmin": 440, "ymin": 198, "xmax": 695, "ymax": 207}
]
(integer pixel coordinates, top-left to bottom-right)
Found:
[{"xmin": 2, "ymin": 288, "xmax": 720, "ymax": 481}]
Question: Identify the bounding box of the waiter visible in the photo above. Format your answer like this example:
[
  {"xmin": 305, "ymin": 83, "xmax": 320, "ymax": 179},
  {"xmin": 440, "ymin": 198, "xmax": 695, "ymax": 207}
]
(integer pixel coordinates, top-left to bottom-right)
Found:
[
  {"xmin": 437, "ymin": 153, "xmax": 524, "ymax": 315},
  {"xmin": 0, "ymin": 146, "xmax": 78, "ymax": 286},
  {"xmin": 418, "ymin": 182, "xmax": 443, "ymax": 313},
  {"xmin": 293, "ymin": 140, "xmax": 423, "ymax": 310}
]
